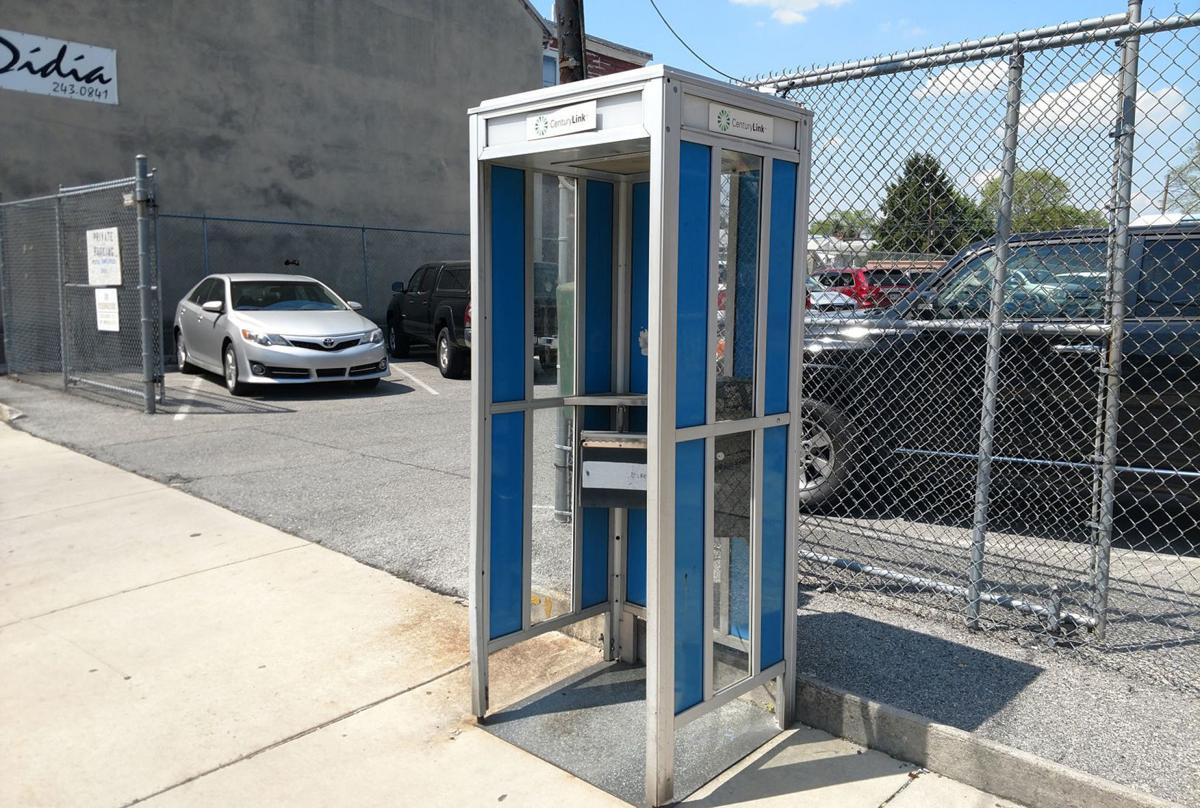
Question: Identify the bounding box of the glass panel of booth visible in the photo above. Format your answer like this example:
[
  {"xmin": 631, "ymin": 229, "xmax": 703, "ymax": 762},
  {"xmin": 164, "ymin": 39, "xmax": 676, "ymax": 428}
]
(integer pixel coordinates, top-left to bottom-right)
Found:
[
  {"xmin": 531, "ymin": 173, "xmax": 576, "ymax": 400},
  {"xmin": 712, "ymin": 430, "xmax": 754, "ymax": 692},
  {"xmin": 715, "ymin": 150, "xmax": 762, "ymax": 423},
  {"xmin": 528, "ymin": 173, "xmax": 578, "ymax": 625}
]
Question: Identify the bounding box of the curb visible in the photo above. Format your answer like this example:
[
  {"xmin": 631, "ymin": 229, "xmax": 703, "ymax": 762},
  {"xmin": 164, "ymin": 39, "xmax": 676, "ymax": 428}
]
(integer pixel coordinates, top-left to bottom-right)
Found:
[{"xmin": 795, "ymin": 676, "xmax": 1181, "ymax": 808}]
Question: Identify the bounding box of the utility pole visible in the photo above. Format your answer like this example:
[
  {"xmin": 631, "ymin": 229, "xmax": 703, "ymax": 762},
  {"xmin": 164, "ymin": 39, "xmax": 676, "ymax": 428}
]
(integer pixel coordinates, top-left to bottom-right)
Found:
[
  {"xmin": 552, "ymin": 1, "xmax": 585, "ymax": 522},
  {"xmin": 556, "ymin": 0, "xmax": 587, "ymax": 84}
]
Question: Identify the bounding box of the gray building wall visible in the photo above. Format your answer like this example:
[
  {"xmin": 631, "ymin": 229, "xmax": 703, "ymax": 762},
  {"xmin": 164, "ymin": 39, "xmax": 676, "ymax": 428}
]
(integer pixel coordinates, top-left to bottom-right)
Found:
[{"xmin": 0, "ymin": 0, "xmax": 545, "ymax": 230}]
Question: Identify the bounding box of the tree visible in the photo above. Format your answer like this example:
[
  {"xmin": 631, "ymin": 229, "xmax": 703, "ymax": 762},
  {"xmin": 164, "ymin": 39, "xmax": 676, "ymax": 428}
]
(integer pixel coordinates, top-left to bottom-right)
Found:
[
  {"xmin": 1164, "ymin": 140, "xmax": 1200, "ymax": 214},
  {"xmin": 811, "ymin": 209, "xmax": 876, "ymax": 240},
  {"xmin": 875, "ymin": 154, "xmax": 989, "ymax": 256},
  {"xmin": 980, "ymin": 168, "xmax": 1106, "ymax": 232}
]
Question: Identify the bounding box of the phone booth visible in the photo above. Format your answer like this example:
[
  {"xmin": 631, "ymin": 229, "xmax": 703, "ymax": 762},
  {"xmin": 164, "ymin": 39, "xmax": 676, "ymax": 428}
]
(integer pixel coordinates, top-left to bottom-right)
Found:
[{"xmin": 468, "ymin": 65, "xmax": 811, "ymax": 807}]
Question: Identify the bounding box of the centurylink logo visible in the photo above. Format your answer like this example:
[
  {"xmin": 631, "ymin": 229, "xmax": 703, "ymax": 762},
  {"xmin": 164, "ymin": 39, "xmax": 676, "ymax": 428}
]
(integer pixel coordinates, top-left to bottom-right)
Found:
[
  {"xmin": 717, "ymin": 108, "xmax": 732, "ymax": 132},
  {"xmin": 534, "ymin": 115, "xmax": 549, "ymax": 136}
]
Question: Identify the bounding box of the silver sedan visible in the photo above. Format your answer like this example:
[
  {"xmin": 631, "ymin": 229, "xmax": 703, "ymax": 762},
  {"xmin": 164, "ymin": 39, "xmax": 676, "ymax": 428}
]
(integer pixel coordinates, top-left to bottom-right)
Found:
[{"xmin": 173, "ymin": 273, "xmax": 389, "ymax": 396}]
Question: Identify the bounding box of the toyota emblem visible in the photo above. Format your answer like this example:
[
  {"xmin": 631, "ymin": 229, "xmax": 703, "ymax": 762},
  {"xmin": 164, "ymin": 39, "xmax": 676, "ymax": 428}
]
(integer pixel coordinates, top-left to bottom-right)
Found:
[{"xmin": 322, "ymin": 337, "xmax": 335, "ymax": 348}]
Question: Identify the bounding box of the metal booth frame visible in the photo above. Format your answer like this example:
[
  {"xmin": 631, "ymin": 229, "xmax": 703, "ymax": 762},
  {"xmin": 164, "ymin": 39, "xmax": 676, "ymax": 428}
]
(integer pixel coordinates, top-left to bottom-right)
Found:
[{"xmin": 468, "ymin": 65, "xmax": 812, "ymax": 807}]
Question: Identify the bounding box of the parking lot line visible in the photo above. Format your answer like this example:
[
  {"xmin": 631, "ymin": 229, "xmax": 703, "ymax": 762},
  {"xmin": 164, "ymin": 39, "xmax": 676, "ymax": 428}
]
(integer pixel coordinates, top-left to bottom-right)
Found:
[
  {"xmin": 389, "ymin": 364, "xmax": 439, "ymax": 396},
  {"xmin": 172, "ymin": 377, "xmax": 205, "ymax": 421}
]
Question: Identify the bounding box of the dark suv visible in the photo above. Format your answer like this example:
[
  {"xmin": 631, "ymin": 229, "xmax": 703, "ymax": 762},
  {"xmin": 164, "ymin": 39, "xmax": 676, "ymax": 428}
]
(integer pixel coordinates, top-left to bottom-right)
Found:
[
  {"xmin": 386, "ymin": 261, "xmax": 471, "ymax": 378},
  {"xmin": 385, "ymin": 260, "xmax": 562, "ymax": 379},
  {"xmin": 799, "ymin": 223, "xmax": 1200, "ymax": 514}
]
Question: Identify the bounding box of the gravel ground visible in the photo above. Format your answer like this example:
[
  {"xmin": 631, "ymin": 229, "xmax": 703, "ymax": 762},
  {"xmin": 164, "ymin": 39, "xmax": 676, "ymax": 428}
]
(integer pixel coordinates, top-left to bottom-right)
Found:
[{"xmin": 2, "ymin": 366, "xmax": 1197, "ymax": 804}]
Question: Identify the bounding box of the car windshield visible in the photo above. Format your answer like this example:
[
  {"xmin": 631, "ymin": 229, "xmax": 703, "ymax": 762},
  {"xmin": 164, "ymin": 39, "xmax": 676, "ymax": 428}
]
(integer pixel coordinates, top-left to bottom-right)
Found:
[
  {"xmin": 932, "ymin": 241, "xmax": 1107, "ymax": 319},
  {"xmin": 230, "ymin": 280, "xmax": 345, "ymax": 311},
  {"xmin": 864, "ymin": 269, "xmax": 912, "ymax": 286}
]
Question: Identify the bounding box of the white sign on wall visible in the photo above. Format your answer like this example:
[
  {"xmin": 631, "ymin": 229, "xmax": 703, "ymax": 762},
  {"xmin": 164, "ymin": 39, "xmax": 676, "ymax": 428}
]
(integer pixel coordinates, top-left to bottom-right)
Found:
[
  {"xmin": 86, "ymin": 227, "xmax": 122, "ymax": 286},
  {"xmin": 0, "ymin": 29, "xmax": 118, "ymax": 105},
  {"xmin": 708, "ymin": 103, "xmax": 774, "ymax": 144},
  {"xmin": 94, "ymin": 288, "xmax": 119, "ymax": 332},
  {"xmin": 526, "ymin": 100, "xmax": 597, "ymax": 140}
]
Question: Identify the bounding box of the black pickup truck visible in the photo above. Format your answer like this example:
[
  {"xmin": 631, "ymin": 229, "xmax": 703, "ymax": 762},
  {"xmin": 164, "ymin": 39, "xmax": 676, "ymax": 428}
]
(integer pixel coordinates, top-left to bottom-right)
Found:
[
  {"xmin": 385, "ymin": 261, "xmax": 471, "ymax": 378},
  {"xmin": 385, "ymin": 260, "xmax": 562, "ymax": 380},
  {"xmin": 797, "ymin": 222, "xmax": 1200, "ymax": 516}
]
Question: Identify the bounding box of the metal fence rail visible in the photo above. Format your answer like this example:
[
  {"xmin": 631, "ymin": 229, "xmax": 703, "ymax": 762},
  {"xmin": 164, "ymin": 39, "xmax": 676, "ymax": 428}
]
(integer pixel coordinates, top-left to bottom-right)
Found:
[
  {"xmin": 749, "ymin": 2, "xmax": 1200, "ymax": 690},
  {"xmin": 155, "ymin": 213, "xmax": 469, "ymax": 331},
  {"xmin": 0, "ymin": 157, "xmax": 162, "ymax": 412}
]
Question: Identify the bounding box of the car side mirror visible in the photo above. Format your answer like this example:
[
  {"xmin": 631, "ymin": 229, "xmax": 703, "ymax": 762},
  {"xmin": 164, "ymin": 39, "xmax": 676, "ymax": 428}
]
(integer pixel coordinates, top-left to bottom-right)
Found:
[
  {"xmin": 201, "ymin": 300, "xmax": 224, "ymax": 314},
  {"xmin": 391, "ymin": 281, "xmax": 405, "ymax": 293},
  {"xmin": 347, "ymin": 300, "xmax": 363, "ymax": 311}
]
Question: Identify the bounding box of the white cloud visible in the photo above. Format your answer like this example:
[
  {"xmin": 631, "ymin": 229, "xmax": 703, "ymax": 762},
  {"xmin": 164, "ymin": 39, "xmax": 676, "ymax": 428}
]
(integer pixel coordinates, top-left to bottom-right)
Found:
[
  {"xmin": 729, "ymin": 0, "xmax": 849, "ymax": 25},
  {"xmin": 913, "ymin": 60, "xmax": 1008, "ymax": 98},
  {"xmin": 970, "ymin": 168, "xmax": 1002, "ymax": 188},
  {"xmin": 824, "ymin": 135, "xmax": 845, "ymax": 148},
  {"xmin": 879, "ymin": 17, "xmax": 927, "ymax": 38},
  {"xmin": 1020, "ymin": 74, "xmax": 1190, "ymax": 131}
]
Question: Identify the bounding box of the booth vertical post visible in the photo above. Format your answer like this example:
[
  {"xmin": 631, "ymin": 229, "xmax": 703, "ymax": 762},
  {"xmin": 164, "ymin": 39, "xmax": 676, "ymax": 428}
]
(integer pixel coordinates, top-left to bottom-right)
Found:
[{"xmin": 468, "ymin": 115, "xmax": 489, "ymax": 719}]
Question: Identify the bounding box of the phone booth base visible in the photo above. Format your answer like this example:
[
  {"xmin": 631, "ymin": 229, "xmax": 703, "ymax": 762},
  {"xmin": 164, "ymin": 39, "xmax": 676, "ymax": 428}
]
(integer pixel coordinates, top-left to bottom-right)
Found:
[{"xmin": 468, "ymin": 65, "xmax": 812, "ymax": 807}]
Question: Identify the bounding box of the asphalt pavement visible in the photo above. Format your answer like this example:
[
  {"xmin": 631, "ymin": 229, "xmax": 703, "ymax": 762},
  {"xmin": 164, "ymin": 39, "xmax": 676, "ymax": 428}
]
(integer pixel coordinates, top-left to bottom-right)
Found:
[{"xmin": 0, "ymin": 363, "xmax": 1196, "ymax": 805}]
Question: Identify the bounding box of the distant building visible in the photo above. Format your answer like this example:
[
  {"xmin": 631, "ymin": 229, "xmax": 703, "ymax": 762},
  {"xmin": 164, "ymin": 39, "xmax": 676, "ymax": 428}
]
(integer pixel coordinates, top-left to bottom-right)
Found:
[
  {"xmin": 0, "ymin": 1, "xmax": 649, "ymax": 326},
  {"xmin": 537, "ymin": 14, "xmax": 653, "ymax": 86},
  {"xmin": 0, "ymin": 0, "xmax": 649, "ymax": 229}
]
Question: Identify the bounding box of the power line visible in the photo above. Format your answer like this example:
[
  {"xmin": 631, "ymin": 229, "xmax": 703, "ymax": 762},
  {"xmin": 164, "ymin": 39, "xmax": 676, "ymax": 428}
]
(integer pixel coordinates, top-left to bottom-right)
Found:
[{"xmin": 646, "ymin": 0, "xmax": 744, "ymax": 83}]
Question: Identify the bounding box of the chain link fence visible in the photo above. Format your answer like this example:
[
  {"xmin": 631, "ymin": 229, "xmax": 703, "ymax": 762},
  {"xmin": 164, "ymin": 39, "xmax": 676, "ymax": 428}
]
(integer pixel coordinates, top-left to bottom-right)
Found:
[
  {"xmin": 0, "ymin": 159, "xmax": 162, "ymax": 411},
  {"xmin": 747, "ymin": 4, "xmax": 1200, "ymax": 690}
]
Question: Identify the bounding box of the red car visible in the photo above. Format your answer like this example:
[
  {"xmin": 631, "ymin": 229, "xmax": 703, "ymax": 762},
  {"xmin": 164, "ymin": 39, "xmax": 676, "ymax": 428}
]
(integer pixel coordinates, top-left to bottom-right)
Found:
[{"xmin": 812, "ymin": 267, "xmax": 919, "ymax": 309}]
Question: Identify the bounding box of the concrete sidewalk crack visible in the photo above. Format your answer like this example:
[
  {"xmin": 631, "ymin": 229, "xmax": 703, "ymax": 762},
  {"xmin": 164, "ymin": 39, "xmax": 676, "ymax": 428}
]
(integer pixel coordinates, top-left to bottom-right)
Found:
[
  {"xmin": 0, "ymin": 544, "xmax": 309, "ymax": 629},
  {"xmin": 0, "ymin": 487, "xmax": 160, "ymax": 524},
  {"xmin": 119, "ymin": 661, "xmax": 470, "ymax": 807},
  {"xmin": 877, "ymin": 769, "xmax": 925, "ymax": 807}
]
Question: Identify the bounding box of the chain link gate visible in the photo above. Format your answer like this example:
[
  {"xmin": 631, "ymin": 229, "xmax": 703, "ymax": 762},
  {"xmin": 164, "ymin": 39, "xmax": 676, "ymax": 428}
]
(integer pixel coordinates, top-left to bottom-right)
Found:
[
  {"xmin": 747, "ymin": 3, "xmax": 1200, "ymax": 690},
  {"xmin": 0, "ymin": 157, "xmax": 163, "ymax": 412}
]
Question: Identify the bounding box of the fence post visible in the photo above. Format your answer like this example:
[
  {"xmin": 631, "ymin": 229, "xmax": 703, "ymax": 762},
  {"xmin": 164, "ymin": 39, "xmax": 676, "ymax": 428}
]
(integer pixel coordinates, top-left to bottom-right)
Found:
[
  {"xmin": 54, "ymin": 194, "xmax": 69, "ymax": 391},
  {"xmin": 966, "ymin": 49, "xmax": 1024, "ymax": 629},
  {"xmin": 1091, "ymin": 0, "xmax": 1142, "ymax": 641},
  {"xmin": 0, "ymin": 210, "xmax": 11, "ymax": 372},
  {"xmin": 135, "ymin": 155, "xmax": 156, "ymax": 414},
  {"xmin": 152, "ymin": 172, "xmax": 165, "ymax": 401}
]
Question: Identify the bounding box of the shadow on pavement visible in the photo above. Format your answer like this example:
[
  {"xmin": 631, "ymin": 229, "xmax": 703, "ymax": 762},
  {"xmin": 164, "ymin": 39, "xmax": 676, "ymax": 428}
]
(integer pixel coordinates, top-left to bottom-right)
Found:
[{"xmin": 795, "ymin": 607, "xmax": 1042, "ymax": 732}]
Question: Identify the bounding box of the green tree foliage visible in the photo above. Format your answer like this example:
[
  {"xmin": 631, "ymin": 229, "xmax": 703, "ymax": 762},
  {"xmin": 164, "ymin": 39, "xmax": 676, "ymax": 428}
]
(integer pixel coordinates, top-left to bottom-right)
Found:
[
  {"xmin": 876, "ymin": 154, "xmax": 990, "ymax": 256},
  {"xmin": 811, "ymin": 209, "xmax": 876, "ymax": 240},
  {"xmin": 980, "ymin": 168, "xmax": 1106, "ymax": 232},
  {"xmin": 1165, "ymin": 140, "xmax": 1200, "ymax": 213}
]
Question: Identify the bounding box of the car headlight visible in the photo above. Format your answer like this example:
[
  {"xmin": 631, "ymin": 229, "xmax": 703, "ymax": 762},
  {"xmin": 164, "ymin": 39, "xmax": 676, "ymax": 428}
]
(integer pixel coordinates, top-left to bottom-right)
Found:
[
  {"xmin": 240, "ymin": 329, "xmax": 280, "ymax": 346},
  {"xmin": 364, "ymin": 328, "xmax": 383, "ymax": 344}
]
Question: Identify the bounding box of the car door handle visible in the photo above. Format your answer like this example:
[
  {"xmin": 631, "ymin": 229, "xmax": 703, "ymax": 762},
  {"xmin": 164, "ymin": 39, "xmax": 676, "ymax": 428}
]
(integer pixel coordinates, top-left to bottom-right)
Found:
[{"xmin": 1051, "ymin": 343, "xmax": 1104, "ymax": 354}]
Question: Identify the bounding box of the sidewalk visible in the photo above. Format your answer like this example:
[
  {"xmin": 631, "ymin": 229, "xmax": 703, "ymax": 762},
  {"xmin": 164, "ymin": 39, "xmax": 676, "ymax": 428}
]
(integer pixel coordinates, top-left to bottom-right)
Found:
[{"xmin": 0, "ymin": 421, "xmax": 1023, "ymax": 808}]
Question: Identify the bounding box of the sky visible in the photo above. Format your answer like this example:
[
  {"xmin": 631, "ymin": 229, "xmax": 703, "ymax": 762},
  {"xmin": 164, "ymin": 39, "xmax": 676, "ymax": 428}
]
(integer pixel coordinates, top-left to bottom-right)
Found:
[
  {"xmin": 540, "ymin": 1, "xmax": 1199, "ymax": 220},
  {"xmin": 543, "ymin": 1, "xmax": 1128, "ymax": 81}
]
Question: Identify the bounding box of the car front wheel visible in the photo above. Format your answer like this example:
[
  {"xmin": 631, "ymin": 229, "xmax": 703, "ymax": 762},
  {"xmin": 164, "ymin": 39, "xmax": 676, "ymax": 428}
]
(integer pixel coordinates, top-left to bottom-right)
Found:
[
  {"xmin": 176, "ymin": 330, "xmax": 197, "ymax": 374},
  {"xmin": 223, "ymin": 343, "xmax": 249, "ymax": 397},
  {"xmin": 797, "ymin": 399, "xmax": 852, "ymax": 509},
  {"xmin": 387, "ymin": 320, "xmax": 409, "ymax": 358},
  {"xmin": 437, "ymin": 327, "xmax": 467, "ymax": 379}
]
